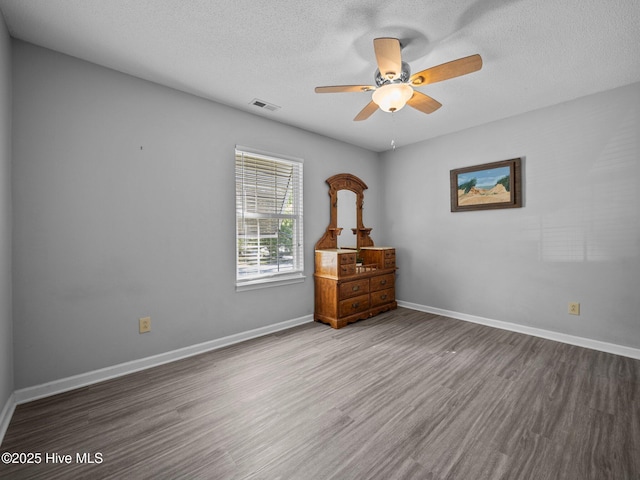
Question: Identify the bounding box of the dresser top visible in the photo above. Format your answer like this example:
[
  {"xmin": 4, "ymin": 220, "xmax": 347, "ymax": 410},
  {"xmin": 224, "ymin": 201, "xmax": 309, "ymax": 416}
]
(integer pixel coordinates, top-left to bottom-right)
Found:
[{"xmin": 315, "ymin": 248, "xmax": 357, "ymax": 253}]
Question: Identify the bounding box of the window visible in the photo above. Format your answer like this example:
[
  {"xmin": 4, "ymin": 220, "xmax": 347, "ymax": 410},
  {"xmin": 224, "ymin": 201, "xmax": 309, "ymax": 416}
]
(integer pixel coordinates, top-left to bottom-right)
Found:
[{"xmin": 235, "ymin": 146, "xmax": 304, "ymax": 290}]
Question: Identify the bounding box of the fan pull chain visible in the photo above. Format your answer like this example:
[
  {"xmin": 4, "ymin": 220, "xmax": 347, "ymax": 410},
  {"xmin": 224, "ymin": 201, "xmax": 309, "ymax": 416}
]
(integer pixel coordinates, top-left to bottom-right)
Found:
[{"xmin": 390, "ymin": 111, "xmax": 398, "ymax": 151}]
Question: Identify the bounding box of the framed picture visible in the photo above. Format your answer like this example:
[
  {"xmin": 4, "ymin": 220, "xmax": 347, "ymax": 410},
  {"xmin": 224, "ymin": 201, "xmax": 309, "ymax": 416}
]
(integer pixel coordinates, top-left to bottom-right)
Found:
[{"xmin": 450, "ymin": 158, "xmax": 522, "ymax": 212}]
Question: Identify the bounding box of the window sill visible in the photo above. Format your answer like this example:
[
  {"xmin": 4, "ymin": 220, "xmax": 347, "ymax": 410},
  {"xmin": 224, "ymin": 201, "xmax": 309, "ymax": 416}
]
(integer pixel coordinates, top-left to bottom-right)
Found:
[{"xmin": 236, "ymin": 273, "xmax": 306, "ymax": 292}]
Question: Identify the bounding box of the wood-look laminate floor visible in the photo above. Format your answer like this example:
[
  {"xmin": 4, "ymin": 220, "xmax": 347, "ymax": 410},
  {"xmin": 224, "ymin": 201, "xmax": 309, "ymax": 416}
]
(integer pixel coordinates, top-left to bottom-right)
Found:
[{"xmin": 2, "ymin": 308, "xmax": 639, "ymax": 480}]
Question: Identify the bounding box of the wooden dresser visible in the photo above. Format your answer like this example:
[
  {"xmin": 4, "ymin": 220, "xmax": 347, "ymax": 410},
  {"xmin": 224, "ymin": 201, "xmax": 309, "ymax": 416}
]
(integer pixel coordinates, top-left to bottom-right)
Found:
[
  {"xmin": 314, "ymin": 173, "xmax": 397, "ymax": 328},
  {"xmin": 314, "ymin": 247, "xmax": 397, "ymax": 329}
]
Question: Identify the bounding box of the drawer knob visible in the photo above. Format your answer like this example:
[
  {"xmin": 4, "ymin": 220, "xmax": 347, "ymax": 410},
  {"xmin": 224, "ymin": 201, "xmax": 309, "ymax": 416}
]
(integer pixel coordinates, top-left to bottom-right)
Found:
[
  {"xmin": 381, "ymin": 294, "xmax": 387, "ymax": 300},
  {"xmin": 352, "ymin": 285, "xmax": 360, "ymax": 291},
  {"xmin": 352, "ymin": 302, "xmax": 359, "ymax": 309},
  {"xmin": 380, "ymin": 280, "xmax": 387, "ymax": 285}
]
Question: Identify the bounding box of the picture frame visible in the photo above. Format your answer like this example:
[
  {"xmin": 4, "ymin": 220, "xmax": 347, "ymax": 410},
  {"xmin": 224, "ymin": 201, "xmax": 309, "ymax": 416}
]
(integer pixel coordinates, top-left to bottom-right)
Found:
[{"xmin": 450, "ymin": 158, "xmax": 522, "ymax": 212}]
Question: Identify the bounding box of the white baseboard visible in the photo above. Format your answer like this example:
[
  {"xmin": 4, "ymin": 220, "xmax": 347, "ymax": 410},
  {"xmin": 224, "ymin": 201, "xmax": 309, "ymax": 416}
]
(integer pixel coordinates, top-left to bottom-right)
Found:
[
  {"xmin": 0, "ymin": 392, "xmax": 16, "ymax": 446},
  {"xmin": 14, "ymin": 314, "xmax": 313, "ymax": 405},
  {"xmin": 397, "ymin": 300, "xmax": 640, "ymax": 360}
]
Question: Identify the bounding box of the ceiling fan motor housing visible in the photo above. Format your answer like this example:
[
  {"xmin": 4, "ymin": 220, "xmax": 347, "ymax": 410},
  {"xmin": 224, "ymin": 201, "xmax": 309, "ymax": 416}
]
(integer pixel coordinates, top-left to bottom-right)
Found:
[{"xmin": 375, "ymin": 61, "xmax": 411, "ymax": 86}]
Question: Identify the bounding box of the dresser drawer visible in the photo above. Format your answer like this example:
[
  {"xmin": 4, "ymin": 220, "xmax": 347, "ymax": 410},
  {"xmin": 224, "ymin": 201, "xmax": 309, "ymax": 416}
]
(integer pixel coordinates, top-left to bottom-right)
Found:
[
  {"xmin": 340, "ymin": 252, "xmax": 356, "ymax": 264},
  {"xmin": 338, "ymin": 252, "xmax": 356, "ymax": 276},
  {"xmin": 339, "ymin": 279, "xmax": 369, "ymax": 299},
  {"xmin": 383, "ymin": 249, "xmax": 395, "ymax": 268},
  {"xmin": 370, "ymin": 288, "xmax": 395, "ymax": 307},
  {"xmin": 338, "ymin": 294, "xmax": 370, "ymax": 317},
  {"xmin": 339, "ymin": 263, "xmax": 356, "ymax": 276},
  {"xmin": 370, "ymin": 273, "xmax": 395, "ymax": 292},
  {"xmin": 315, "ymin": 249, "xmax": 357, "ymax": 278}
]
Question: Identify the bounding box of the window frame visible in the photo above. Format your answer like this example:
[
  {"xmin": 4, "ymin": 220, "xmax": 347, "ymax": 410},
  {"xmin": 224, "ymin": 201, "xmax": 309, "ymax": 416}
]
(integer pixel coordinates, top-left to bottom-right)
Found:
[{"xmin": 235, "ymin": 145, "xmax": 305, "ymax": 291}]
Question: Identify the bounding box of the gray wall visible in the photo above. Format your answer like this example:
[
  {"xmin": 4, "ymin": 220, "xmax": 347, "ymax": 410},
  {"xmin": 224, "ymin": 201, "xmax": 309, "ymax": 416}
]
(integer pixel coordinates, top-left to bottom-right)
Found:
[
  {"xmin": 0, "ymin": 14, "xmax": 13, "ymax": 411},
  {"xmin": 381, "ymin": 82, "xmax": 640, "ymax": 349},
  {"xmin": 12, "ymin": 41, "xmax": 381, "ymax": 389}
]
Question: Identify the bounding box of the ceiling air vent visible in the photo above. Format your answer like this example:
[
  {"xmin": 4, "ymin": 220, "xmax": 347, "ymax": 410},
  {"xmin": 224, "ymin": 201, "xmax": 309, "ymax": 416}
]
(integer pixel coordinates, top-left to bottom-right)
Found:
[{"xmin": 250, "ymin": 98, "xmax": 280, "ymax": 112}]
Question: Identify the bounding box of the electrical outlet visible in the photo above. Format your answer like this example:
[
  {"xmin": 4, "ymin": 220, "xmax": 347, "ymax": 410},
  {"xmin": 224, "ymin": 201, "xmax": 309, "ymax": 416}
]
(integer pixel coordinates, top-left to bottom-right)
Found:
[
  {"xmin": 139, "ymin": 316, "xmax": 151, "ymax": 333},
  {"xmin": 568, "ymin": 302, "xmax": 580, "ymax": 315}
]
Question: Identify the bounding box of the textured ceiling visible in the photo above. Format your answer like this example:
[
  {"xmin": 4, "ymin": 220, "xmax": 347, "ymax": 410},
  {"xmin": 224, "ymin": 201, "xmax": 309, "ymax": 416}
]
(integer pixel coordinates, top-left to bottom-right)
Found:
[{"xmin": 1, "ymin": 0, "xmax": 639, "ymax": 152}]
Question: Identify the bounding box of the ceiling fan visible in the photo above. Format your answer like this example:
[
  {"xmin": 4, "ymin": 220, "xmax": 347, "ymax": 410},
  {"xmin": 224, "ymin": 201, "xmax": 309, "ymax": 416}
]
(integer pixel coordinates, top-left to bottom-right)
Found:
[{"xmin": 315, "ymin": 38, "xmax": 482, "ymax": 121}]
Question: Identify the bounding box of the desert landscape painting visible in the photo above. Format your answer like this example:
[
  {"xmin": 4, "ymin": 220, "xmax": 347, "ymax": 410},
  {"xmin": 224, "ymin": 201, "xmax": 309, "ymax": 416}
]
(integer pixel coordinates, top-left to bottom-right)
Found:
[{"xmin": 456, "ymin": 165, "xmax": 512, "ymax": 206}]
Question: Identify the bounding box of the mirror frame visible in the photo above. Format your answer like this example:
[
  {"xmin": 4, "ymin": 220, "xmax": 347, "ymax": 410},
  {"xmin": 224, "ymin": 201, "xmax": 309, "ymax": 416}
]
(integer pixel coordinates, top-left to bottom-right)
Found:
[{"xmin": 315, "ymin": 173, "xmax": 374, "ymax": 250}]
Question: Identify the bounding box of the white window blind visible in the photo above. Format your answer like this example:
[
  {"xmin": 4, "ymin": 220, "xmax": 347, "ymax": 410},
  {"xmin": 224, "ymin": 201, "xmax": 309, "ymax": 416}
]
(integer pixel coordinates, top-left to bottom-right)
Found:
[{"xmin": 235, "ymin": 146, "xmax": 304, "ymax": 289}]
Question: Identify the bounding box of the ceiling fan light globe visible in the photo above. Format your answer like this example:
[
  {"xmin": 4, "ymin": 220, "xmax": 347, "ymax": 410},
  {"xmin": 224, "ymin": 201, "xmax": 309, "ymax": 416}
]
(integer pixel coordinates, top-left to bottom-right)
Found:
[{"xmin": 372, "ymin": 83, "xmax": 414, "ymax": 113}]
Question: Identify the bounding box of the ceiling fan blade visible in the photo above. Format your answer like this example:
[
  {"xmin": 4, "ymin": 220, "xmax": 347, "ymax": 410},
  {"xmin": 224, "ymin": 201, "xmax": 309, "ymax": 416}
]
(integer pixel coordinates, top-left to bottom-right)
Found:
[
  {"xmin": 353, "ymin": 101, "xmax": 379, "ymax": 121},
  {"xmin": 410, "ymin": 54, "xmax": 482, "ymax": 87},
  {"xmin": 373, "ymin": 37, "xmax": 402, "ymax": 81},
  {"xmin": 315, "ymin": 85, "xmax": 375, "ymax": 93},
  {"xmin": 407, "ymin": 91, "xmax": 442, "ymax": 114}
]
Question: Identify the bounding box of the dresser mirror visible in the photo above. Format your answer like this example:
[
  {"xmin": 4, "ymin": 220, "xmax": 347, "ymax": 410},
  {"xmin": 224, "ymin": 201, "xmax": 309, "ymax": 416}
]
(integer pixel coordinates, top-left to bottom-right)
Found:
[
  {"xmin": 337, "ymin": 189, "xmax": 356, "ymax": 248},
  {"xmin": 314, "ymin": 173, "xmax": 374, "ymax": 250}
]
